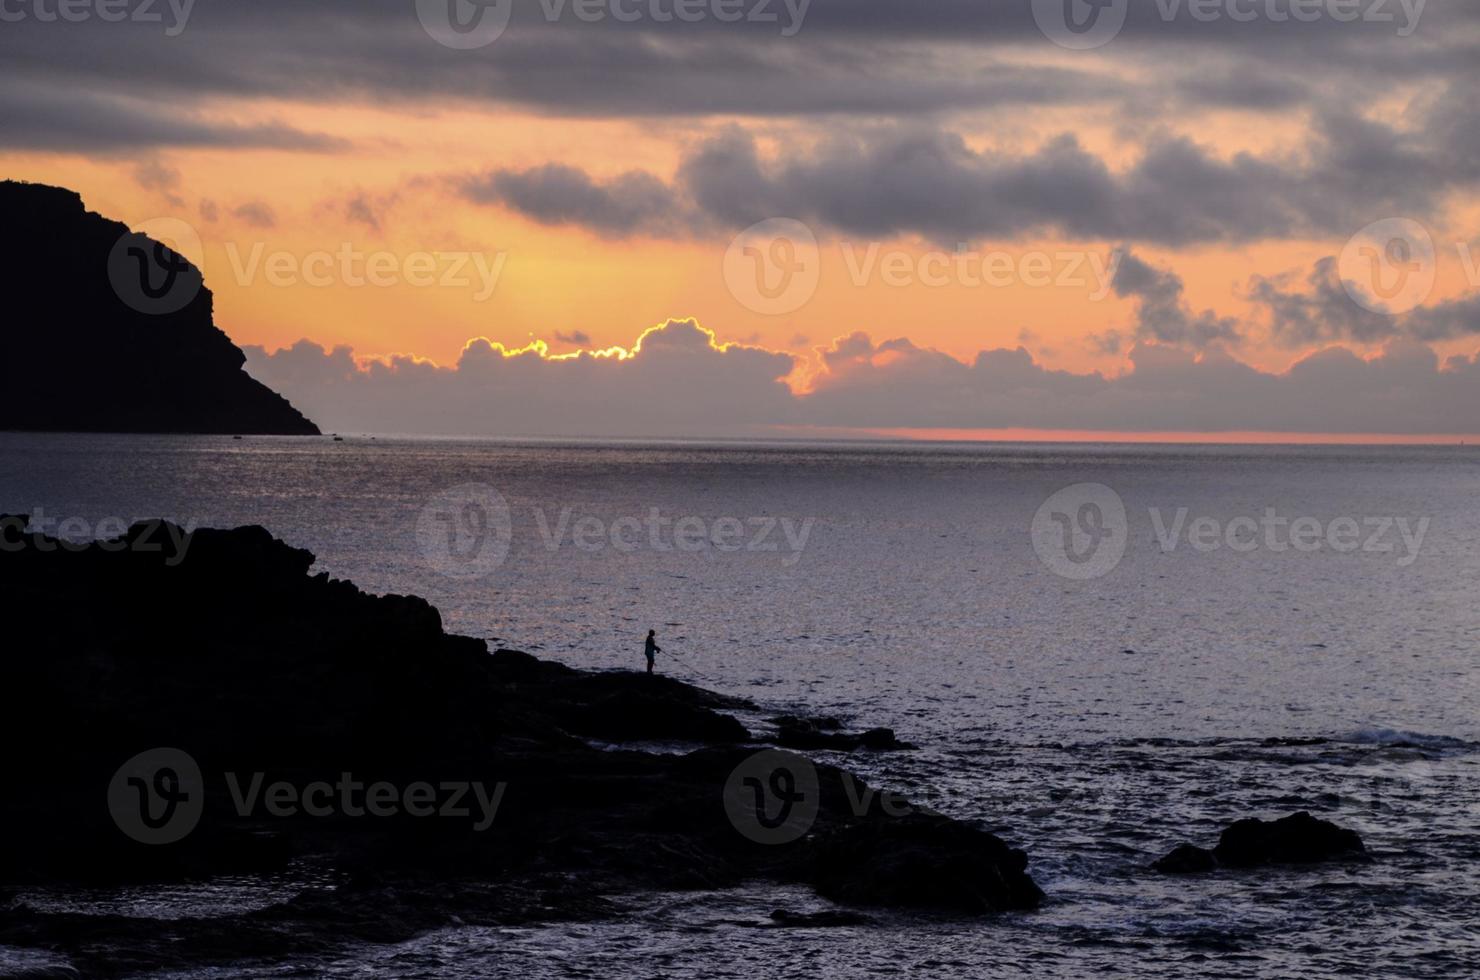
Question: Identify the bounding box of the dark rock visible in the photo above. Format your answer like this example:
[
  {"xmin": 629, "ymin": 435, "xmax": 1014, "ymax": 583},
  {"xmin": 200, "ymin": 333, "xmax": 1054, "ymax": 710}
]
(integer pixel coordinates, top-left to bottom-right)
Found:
[
  {"xmin": 0, "ymin": 180, "xmax": 318, "ymax": 434},
  {"xmin": 570, "ymin": 690, "xmax": 749, "ymax": 743},
  {"xmin": 1214, "ymin": 811, "xmax": 1368, "ymax": 868},
  {"xmin": 1153, "ymin": 811, "xmax": 1368, "ymax": 874},
  {"xmin": 488, "ymin": 650, "xmax": 751, "ymax": 743},
  {"xmin": 1151, "ymin": 843, "xmax": 1219, "ymax": 874},
  {"xmin": 771, "ymin": 715, "xmax": 913, "ymax": 751},
  {"xmin": 489, "ymin": 647, "xmax": 579, "ymax": 681},
  {"xmin": 771, "ymin": 714, "xmax": 842, "ymax": 731},
  {"xmin": 859, "ymin": 728, "xmax": 905, "ymax": 750},
  {"xmin": 811, "ymin": 815, "xmax": 1044, "ymax": 913},
  {"xmin": 0, "ymin": 522, "xmax": 1043, "ymax": 974}
]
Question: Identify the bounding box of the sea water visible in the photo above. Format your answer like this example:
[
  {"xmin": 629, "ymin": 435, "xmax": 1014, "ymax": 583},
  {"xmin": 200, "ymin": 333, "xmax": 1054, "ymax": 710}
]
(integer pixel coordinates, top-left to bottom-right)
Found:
[{"xmin": 2, "ymin": 434, "xmax": 1476, "ymax": 977}]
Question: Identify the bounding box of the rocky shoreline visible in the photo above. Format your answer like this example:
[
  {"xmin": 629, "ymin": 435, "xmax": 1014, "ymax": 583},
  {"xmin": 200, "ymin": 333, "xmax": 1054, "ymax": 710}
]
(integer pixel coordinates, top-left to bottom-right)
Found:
[
  {"xmin": 0, "ymin": 517, "xmax": 1044, "ymax": 977},
  {"xmin": 0, "ymin": 517, "xmax": 1380, "ymax": 977}
]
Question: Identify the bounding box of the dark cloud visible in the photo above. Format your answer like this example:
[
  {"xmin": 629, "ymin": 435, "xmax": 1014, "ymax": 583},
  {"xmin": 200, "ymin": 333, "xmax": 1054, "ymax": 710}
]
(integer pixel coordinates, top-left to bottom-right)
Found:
[
  {"xmin": 1251, "ymin": 258, "xmax": 1400, "ymax": 346},
  {"xmin": 345, "ymin": 193, "xmax": 381, "ymax": 230},
  {"xmin": 131, "ymin": 157, "xmax": 183, "ymax": 205},
  {"xmin": 232, "ymin": 201, "xmax": 277, "ymax": 228},
  {"xmin": 554, "ymin": 330, "xmax": 592, "ymax": 346},
  {"xmin": 1408, "ymin": 295, "xmax": 1480, "ymax": 343},
  {"xmin": 132, "ymin": 158, "xmax": 179, "ymax": 189},
  {"xmin": 466, "ymin": 113, "xmax": 1476, "ymax": 245},
  {"xmin": 244, "ymin": 319, "xmax": 1480, "ymax": 437},
  {"xmin": 0, "ymin": 11, "xmax": 1117, "ymax": 122},
  {"xmin": 1169, "ymin": 66, "xmax": 1308, "ymax": 110},
  {"xmin": 6, "ymin": 1, "xmax": 1478, "ymax": 254},
  {"xmin": 461, "ymin": 165, "xmax": 682, "ymax": 237},
  {"xmin": 2, "ymin": 2, "xmax": 1475, "ymax": 127},
  {"xmin": 0, "ymin": 84, "xmax": 345, "ymax": 153},
  {"xmin": 1251, "ymin": 258, "xmax": 1480, "ymax": 346},
  {"xmin": 1113, "ymin": 249, "xmax": 1241, "ymax": 347}
]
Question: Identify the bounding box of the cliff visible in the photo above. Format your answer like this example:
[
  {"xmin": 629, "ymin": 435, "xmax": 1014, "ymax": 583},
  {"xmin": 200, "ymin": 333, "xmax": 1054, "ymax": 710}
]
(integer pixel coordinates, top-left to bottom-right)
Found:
[{"xmin": 0, "ymin": 180, "xmax": 319, "ymax": 434}]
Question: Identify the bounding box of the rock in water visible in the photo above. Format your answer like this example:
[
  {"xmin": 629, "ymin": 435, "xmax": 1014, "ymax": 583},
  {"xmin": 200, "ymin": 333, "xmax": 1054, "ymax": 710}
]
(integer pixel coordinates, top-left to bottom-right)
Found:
[
  {"xmin": 770, "ymin": 715, "xmax": 913, "ymax": 751},
  {"xmin": 1214, "ymin": 811, "xmax": 1368, "ymax": 867},
  {"xmin": 811, "ymin": 815, "xmax": 1044, "ymax": 913},
  {"xmin": 0, "ymin": 180, "xmax": 318, "ymax": 434},
  {"xmin": 1153, "ymin": 811, "xmax": 1368, "ymax": 873},
  {"xmin": 1151, "ymin": 843, "xmax": 1219, "ymax": 874}
]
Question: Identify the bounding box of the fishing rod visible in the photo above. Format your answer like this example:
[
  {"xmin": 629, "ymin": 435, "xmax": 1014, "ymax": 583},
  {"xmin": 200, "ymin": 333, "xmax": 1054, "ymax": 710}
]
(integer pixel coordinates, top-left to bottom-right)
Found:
[{"xmin": 662, "ymin": 649, "xmax": 717, "ymax": 685}]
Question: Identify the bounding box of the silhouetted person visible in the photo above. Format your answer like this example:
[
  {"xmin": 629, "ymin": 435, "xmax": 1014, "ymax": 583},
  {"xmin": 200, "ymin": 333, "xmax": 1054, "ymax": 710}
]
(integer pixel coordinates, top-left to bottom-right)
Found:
[{"xmin": 644, "ymin": 630, "xmax": 661, "ymax": 674}]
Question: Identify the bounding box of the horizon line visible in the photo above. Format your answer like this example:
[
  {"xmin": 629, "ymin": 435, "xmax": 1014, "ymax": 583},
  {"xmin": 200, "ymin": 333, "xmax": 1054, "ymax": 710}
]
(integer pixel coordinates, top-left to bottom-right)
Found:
[{"xmin": 208, "ymin": 429, "xmax": 1480, "ymax": 447}]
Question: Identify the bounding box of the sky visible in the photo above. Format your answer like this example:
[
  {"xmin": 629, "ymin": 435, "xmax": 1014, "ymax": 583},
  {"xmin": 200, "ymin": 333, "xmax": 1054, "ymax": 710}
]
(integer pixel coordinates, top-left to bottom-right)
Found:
[{"xmin": 3, "ymin": 0, "xmax": 1478, "ymax": 439}]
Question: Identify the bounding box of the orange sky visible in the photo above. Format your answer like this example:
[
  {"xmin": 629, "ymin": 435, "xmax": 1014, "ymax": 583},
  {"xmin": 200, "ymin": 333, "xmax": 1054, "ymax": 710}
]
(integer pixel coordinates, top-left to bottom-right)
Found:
[
  {"xmin": 6, "ymin": 2, "xmax": 1480, "ymax": 447},
  {"xmin": 5, "ymin": 93, "xmax": 1475, "ymax": 393}
]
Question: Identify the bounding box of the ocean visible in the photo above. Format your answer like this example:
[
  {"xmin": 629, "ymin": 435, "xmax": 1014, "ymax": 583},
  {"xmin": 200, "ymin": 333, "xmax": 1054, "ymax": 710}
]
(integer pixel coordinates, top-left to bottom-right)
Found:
[{"xmin": 2, "ymin": 433, "xmax": 1477, "ymax": 977}]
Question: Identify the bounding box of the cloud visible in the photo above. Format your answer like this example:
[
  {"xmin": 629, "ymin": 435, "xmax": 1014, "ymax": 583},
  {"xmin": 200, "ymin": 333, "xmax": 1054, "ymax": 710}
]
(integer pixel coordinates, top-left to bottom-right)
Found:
[
  {"xmin": 460, "ymin": 165, "xmax": 683, "ymax": 237},
  {"xmin": 800, "ymin": 333, "xmax": 1480, "ymax": 434},
  {"xmin": 345, "ymin": 193, "xmax": 381, "ymax": 230},
  {"xmin": 1252, "ymin": 257, "xmax": 1480, "ymax": 346},
  {"xmin": 0, "ymin": 83, "xmax": 345, "ymax": 153},
  {"xmin": 1113, "ymin": 249, "xmax": 1241, "ymax": 348},
  {"xmin": 244, "ymin": 319, "xmax": 1480, "ymax": 437},
  {"xmin": 0, "ymin": 9, "xmax": 1120, "ymax": 121},
  {"xmin": 1409, "ymin": 294, "xmax": 1480, "ymax": 342},
  {"xmin": 464, "ymin": 113, "xmax": 1477, "ymax": 246},
  {"xmin": 4, "ymin": 2, "xmax": 1475, "ymax": 122},
  {"xmin": 131, "ymin": 158, "xmax": 183, "ymax": 205},
  {"xmin": 554, "ymin": 330, "xmax": 592, "ymax": 347},
  {"xmin": 232, "ymin": 201, "xmax": 277, "ymax": 228},
  {"xmin": 243, "ymin": 320, "xmax": 799, "ymax": 437},
  {"xmin": 7, "ymin": 2, "xmax": 1479, "ymax": 252}
]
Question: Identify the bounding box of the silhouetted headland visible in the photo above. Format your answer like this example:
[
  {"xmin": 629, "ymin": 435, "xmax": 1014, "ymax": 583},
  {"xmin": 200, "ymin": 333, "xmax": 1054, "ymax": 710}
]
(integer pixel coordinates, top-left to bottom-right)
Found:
[
  {"xmin": 0, "ymin": 181, "xmax": 318, "ymax": 435},
  {"xmin": 0, "ymin": 516, "xmax": 1043, "ymax": 976}
]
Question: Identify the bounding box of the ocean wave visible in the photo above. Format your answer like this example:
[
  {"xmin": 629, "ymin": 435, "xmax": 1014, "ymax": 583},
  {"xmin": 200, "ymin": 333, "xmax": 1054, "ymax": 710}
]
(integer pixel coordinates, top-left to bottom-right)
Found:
[{"xmin": 1336, "ymin": 729, "xmax": 1477, "ymax": 753}]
